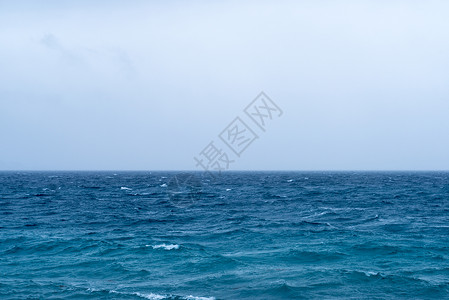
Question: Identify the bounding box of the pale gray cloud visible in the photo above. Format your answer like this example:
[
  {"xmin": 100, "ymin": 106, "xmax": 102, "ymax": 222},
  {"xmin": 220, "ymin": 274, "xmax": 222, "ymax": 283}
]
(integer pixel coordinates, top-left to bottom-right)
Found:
[{"xmin": 0, "ymin": 1, "xmax": 448, "ymax": 170}]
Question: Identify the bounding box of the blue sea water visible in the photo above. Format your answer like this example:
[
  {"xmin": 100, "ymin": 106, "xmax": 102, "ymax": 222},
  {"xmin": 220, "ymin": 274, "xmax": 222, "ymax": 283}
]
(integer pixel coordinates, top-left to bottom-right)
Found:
[{"xmin": 1, "ymin": 171, "xmax": 449, "ymax": 299}]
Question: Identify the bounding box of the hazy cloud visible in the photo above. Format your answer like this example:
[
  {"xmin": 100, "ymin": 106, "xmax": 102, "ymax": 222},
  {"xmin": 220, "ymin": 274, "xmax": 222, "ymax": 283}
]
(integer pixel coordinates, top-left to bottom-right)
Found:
[{"xmin": 0, "ymin": 1, "xmax": 448, "ymax": 170}]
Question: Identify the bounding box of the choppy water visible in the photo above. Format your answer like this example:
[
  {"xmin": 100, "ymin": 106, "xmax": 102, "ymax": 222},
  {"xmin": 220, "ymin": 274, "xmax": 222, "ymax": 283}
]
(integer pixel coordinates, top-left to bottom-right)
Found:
[{"xmin": 1, "ymin": 171, "xmax": 449, "ymax": 299}]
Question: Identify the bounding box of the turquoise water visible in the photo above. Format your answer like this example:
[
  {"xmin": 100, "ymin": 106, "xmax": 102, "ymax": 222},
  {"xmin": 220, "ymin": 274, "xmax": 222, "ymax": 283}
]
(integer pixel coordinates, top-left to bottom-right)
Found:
[{"xmin": 1, "ymin": 171, "xmax": 449, "ymax": 299}]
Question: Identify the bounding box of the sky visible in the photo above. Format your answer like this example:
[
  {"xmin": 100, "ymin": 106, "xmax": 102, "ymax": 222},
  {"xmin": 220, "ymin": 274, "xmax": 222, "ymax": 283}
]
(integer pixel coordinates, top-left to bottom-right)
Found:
[{"xmin": 0, "ymin": 0, "xmax": 448, "ymax": 171}]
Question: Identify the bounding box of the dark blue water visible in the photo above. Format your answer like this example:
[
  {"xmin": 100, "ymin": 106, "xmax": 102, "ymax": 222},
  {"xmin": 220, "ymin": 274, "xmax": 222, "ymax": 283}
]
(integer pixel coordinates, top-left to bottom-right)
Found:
[{"xmin": 1, "ymin": 172, "xmax": 449, "ymax": 299}]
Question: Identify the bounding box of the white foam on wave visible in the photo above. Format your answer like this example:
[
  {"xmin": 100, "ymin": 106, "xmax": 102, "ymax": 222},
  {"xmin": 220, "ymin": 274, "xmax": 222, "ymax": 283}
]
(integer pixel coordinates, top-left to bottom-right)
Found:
[
  {"xmin": 86, "ymin": 287, "xmax": 215, "ymax": 300},
  {"xmin": 365, "ymin": 271, "xmax": 380, "ymax": 276},
  {"xmin": 110, "ymin": 290, "xmax": 165, "ymax": 300},
  {"xmin": 150, "ymin": 243, "xmax": 180, "ymax": 250},
  {"xmin": 225, "ymin": 188, "xmax": 232, "ymax": 191},
  {"xmin": 121, "ymin": 187, "xmax": 132, "ymax": 190},
  {"xmin": 134, "ymin": 292, "xmax": 166, "ymax": 300},
  {"xmin": 287, "ymin": 179, "xmax": 293, "ymax": 182},
  {"xmin": 186, "ymin": 296, "xmax": 215, "ymax": 300},
  {"xmin": 133, "ymin": 292, "xmax": 215, "ymax": 300},
  {"xmin": 160, "ymin": 183, "xmax": 167, "ymax": 188}
]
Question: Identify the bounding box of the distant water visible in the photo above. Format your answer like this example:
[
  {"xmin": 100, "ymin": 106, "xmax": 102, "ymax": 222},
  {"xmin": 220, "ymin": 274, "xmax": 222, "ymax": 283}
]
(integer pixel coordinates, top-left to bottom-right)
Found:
[{"xmin": 1, "ymin": 171, "xmax": 449, "ymax": 299}]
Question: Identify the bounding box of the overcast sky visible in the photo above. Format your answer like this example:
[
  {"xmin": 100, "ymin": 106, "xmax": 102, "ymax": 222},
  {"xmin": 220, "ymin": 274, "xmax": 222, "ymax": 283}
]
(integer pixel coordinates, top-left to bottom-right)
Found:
[{"xmin": 1, "ymin": 0, "xmax": 448, "ymax": 170}]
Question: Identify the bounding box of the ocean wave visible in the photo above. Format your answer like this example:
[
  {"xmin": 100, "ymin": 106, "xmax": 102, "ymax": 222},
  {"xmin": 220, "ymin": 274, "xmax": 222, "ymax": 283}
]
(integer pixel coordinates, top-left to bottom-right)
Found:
[
  {"xmin": 134, "ymin": 292, "xmax": 215, "ymax": 300},
  {"xmin": 185, "ymin": 296, "xmax": 215, "ymax": 300},
  {"xmin": 255, "ymin": 281, "xmax": 305, "ymax": 298},
  {"xmin": 3, "ymin": 172, "xmax": 449, "ymax": 299},
  {"xmin": 149, "ymin": 243, "xmax": 180, "ymax": 250},
  {"xmin": 352, "ymin": 242, "xmax": 411, "ymax": 255},
  {"xmin": 80, "ymin": 186, "xmax": 101, "ymax": 189},
  {"xmin": 299, "ymin": 220, "xmax": 331, "ymax": 226},
  {"xmin": 132, "ymin": 292, "xmax": 165, "ymax": 300},
  {"xmin": 339, "ymin": 269, "xmax": 438, "ymax": 286},
  {"xmin": 284, "ymin": 249, "xmax": 347, "ymax": 262},
  {"xmin": 109, "ymin": 290, "xmax": 214, "ymax": 300}
]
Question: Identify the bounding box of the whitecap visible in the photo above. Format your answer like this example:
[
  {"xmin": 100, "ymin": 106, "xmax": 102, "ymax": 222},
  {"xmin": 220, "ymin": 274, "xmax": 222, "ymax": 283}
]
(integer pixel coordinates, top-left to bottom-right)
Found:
[
  {"xmin": 226, "ymin": 188, "xmax": 232, "ymax": 191},
  {"xmin": 110, "ymin": 290, "xmax": 166, "ymax": 300},
  {"xmin": 287, "ymin": 179, "xmax": 293, "ymax": 182},
  {"xmin": 360, "ymin": 271, "xmax": 382, "ymax": 277},
  {"xmin": 92, "ymin": 280, "xmax": 215, "ymax": 300},
  {"xmin": 186, "ymin": 296, "xmax": 215, "ymax": 300},
  {"xmin": 152, "ymin": 243, "xmax": 179, "ymax": 250},
  {"xmin": 121, "ymin": 187, "xmax": 131, "ymax": 190},
  {"xmin": 366, "ymin": 271, "xmax": 379, "ymax": 276},
  {"xmin": 160, "ymin": 183, "xmax": 167, "ymax": 188},
  {"xmin": 126, "ymin": 291, "xmax": 215, "ymax": 300},
  {"xmin": 134, "ymin": 292, "xmax": 166, "ymax": 300}
]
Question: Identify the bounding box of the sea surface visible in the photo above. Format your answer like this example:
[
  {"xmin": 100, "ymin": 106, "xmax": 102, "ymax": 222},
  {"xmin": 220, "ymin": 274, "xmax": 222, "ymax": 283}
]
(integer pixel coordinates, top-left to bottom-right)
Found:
[{"xmin": 1, "ymin": 171, "xmax": 449, "ymax": 299}]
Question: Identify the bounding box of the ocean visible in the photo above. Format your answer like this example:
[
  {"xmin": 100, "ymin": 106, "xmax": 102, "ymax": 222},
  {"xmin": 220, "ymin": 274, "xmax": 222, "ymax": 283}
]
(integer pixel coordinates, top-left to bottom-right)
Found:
[{"xmin": 1, "ymin": 171, "xmax": 448, "ymax": 299}]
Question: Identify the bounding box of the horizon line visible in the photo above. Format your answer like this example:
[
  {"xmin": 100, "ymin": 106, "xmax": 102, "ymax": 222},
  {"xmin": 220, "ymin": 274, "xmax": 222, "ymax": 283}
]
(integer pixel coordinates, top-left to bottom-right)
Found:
[{"xmin": 1, "ymin": 170, "xmax": 448, "ymax": 172}]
